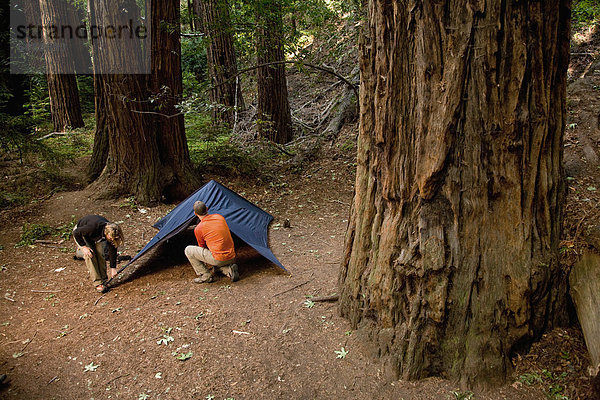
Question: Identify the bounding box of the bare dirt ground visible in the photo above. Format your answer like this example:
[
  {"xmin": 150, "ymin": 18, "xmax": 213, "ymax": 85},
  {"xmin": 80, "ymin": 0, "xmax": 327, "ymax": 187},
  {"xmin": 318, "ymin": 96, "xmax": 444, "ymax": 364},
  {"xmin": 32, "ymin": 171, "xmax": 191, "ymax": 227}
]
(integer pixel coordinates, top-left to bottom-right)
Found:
[
  {"xmin": 1, "ymin": 24, "xmax": 600, "ymax": 400},
  {"xmin": 0, "ymin": 137, "xmax": 545, "ymax": 400}
]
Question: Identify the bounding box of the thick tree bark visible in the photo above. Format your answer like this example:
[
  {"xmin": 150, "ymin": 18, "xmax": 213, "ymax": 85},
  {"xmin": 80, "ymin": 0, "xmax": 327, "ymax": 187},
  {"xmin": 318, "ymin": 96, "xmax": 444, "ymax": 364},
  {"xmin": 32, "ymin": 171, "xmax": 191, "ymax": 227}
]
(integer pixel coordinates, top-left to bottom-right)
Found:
[
  {"xmin": 149, "ymin": 0, "xmax": 200, "ymax": 200},
  {"xmin": 256, "ymin": 0, "xmax": 292, "ymax": 144},
  {"xmin": 38, "ymin": 0, "xmax": 84, "ymax": 131},
  {"xmin": 339, "ymin": 0, "xmax": 571, "ymax": 388},
  {"xmin": 195, "ymin": 0, "xmax": 244, "ymax": 126},
  {"xmin": 88, "ymin": 0, "xmax": 162, "ymax": 204}
]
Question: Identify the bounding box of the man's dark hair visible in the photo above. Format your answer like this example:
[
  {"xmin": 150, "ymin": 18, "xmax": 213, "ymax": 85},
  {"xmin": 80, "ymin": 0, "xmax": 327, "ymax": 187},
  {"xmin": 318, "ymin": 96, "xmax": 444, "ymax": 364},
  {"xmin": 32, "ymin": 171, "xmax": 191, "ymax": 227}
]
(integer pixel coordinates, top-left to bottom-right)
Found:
[{"xmin": 193, "ymin": 201, "xmax": 208, "ymax": 216}]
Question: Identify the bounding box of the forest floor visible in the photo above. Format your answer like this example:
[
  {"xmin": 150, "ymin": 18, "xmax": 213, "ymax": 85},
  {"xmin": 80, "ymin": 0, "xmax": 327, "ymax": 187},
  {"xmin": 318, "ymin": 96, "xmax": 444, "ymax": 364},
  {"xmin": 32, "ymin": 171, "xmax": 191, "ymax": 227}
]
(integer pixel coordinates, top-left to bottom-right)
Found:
[
  {"xmin": 1, "ymin": 24, "xmax": 600, "ymax": 400},
  {"xmin": 0, "ymin": 138, "xmax": 548, "ymax": 400}
]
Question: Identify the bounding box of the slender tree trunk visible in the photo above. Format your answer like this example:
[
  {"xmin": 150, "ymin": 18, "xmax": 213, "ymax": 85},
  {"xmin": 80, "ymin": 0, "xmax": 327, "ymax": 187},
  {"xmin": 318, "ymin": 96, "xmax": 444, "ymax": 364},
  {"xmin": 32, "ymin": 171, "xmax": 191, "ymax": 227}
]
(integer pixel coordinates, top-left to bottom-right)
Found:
[
  {"xmin": 149, "ymin": 0, "xmax": 201, "ymax": 200},
  {"xmin": 196, "ymin": 0, "xmax": 244, "ymax": 126},
  {"xmin": 88, "ymin": 0, "xmax": 162, "ymax": 204},
  {"xmin": 38, "ymin": 0, "xmax": 84, "ymax": 131},
  {"xmin": 86, "ymin": 73, "xmax": 109, "ymax": 182},
  {"xmin": 338, "ymin": 0, "xmax": 571, "ymax": 389},
  {"xmin": 256, "ymin": 0, "xmax": 292, "ymax": 143},
  {"xmin": 188, "ymin": 0, "xmax": 197, "ymax": 31},
  {"xmin": 0, "ymin": 2, "xmax": 28, "ymax": 116},
  {"xmin": 85, "ymin": 0, "xmax": 108, "ymax": 182}
]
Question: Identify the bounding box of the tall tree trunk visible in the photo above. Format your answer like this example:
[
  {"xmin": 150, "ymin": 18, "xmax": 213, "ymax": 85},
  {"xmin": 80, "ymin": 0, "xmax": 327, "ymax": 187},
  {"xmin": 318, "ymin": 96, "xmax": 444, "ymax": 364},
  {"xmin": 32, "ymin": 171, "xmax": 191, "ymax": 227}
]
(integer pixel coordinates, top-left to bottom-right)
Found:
[
  {"xmin": 38, "ymin": 0, "xmax": 85, "ymax": 132},
  {"xmin": 9, "ymin": 2, "xmax": 38, "ymax": 116},
  {"xmin": 149, "ymin": 0, "xmax": 200, "ymax": 200},
  {"xmin": 256, "ymin": 0, "xmax": 292, "ymax": 144},
  {"xmin": 196, "ymin": 0, "xmax": 244, "ymax": 127},
  {"xmin": 86, "ymin": 73, "xmax": 109, "ymax": 182},
  {"xmin": 85, "ymin": 0, "xmax": 108, "ymax": 182},
  {"xmin": 188, "ymin": 0, "xmax": 198, "ymax": 32},
  {"xmin": 88, "ymin": 0, "xmax": 162, "ymax": 204},
  {"xmin": 338, "ymin": 0, "xmax": 571, "ymax": 389}
]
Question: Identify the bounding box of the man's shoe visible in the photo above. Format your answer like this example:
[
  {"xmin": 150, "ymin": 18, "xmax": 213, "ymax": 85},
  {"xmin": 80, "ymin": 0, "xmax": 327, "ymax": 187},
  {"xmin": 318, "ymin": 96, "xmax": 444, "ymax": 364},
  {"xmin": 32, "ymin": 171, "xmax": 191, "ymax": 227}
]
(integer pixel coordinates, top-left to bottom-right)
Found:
[
  {"xmin": 193, "ymin": 275, "xmax": 213, "ymax": 284},
  {"xmin": 228, "ymin": 264, "xmax": 239, "ymax": 282}
]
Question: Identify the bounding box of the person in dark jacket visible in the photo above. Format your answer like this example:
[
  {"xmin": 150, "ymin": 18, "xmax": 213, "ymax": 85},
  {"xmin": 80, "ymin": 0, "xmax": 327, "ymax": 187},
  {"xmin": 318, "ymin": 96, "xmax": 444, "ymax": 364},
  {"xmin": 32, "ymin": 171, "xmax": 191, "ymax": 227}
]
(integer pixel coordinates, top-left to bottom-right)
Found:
[{"xmin": 72, "ymin": 215, "xmax": 124, "ymax": 292}]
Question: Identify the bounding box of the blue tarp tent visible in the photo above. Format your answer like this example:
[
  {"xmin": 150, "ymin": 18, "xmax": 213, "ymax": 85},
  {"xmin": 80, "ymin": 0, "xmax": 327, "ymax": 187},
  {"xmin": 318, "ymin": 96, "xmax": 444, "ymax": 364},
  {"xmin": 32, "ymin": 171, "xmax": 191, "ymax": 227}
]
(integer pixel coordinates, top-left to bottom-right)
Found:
[{"xmin": 119, "ymin": 180, "xmax": 285, "ymax": 273}]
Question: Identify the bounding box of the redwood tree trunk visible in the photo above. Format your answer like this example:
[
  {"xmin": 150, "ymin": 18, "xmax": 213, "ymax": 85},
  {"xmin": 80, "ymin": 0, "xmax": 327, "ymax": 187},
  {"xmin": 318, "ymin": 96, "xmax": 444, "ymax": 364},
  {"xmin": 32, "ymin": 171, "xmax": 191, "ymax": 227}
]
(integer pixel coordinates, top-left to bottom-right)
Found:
[
  {"xmin": 338, "ymin": 0, "xmax": 571, "ymax": 388},
  {"xmin": 256, "ymin": 0, "xmax": 292, "ymax": 143},
  {"xmin": 38, "ymin": 0, "xmax": 84, "ymax": 131},
  {"xmin": 197, "ymin": 0, "xmax": 245, "ymax": 127},
  {"xmin": 88, "ymin": 0, "xmax": 162, "ymax": 204},
  {"xmin": 149, "ymin": 0, "xmax": 200, "ymax": 200}
]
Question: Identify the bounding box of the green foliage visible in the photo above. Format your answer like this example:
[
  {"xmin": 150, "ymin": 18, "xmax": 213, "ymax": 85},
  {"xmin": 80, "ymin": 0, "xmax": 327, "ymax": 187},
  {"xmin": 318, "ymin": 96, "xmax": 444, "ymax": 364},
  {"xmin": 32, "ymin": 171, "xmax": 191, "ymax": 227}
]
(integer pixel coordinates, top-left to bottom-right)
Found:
[
  {"xmin": 173, "ymin": 351, "xmax": 193, "ymax": 361},
  {"xmin": 0, "ymin": 113, "xmax": 40, "ymax": 162},
  {"xmin": 519, "ymin": 370, "xmax": 570, "ymax": 400},
  {"xmin": 0, "ymin": 190, "xmax": 28, "ymax": 210},
  {"xmin": 15, "ymin": 223, "xmax": 55, "ymax": 247},
  {"xmin": 229, "ymin": 0, "xmax": 358, "ymax": 63},
  {"xmin": 303, "ymin": 299, "xmax": 315, "ymax": 308},
  {"xmin": 181, "ymin": 36, "xmax": 208, "ymax": 84},
  {"xmin": 334, "ymin": 347, "xmax": 348, "ymax": 359},
  {"xmin": 452, "ymin": 391, "xmax": 475, "ymax": 400},
  {"xmin": 283, "ymin": 0, "xmax": 337, "ymax": 55},
  {"xmin": 119, "ymin": 196, "xmax": 138, "ymax": 210},
  {"xmin": 84, "ymin": 362, "xmax": 99, "ymax": 372},
  {"xmin": 157, "ymin": 334, "xmax": 174, "ymax": 345},
  {"xmin": 519, "ymin": 373, "xmax": 544, "ymax": 385},
  {"xmin": 0, "ymin": 108, "xmax": 92, "ymax": 211},
  {"xmin": 572, "ymin": 0, "xmax": 600, "ymax": 29},
  {"xmin": 76, "ymin": 75, "xmax": 95, "ymax": 114},
  {"xmin": 185, "ymin": 113, "xmax": 264, "ymax": 177},
  {"xmin": 23, "ymin": 75, "xmax": 51, "ymax": 123},
  {"xmin": 339, "ymin": 139, "xmax": 354, "ymax": 152},
  {"xmin": 16, "ymin": 218, "xmax": 76, "ymax": 247},
  {"xmin": 192, "ymin": 137, "xmax": 260, "ymax": 176}
]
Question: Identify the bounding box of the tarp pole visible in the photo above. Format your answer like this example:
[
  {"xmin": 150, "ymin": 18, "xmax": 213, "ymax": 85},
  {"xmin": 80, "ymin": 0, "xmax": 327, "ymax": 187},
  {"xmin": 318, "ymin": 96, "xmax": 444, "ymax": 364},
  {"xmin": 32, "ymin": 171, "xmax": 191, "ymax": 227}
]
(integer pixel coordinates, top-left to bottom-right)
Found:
[{"xmin": 105, "ymin": 261, "xmax": 133, "ymax": 287}]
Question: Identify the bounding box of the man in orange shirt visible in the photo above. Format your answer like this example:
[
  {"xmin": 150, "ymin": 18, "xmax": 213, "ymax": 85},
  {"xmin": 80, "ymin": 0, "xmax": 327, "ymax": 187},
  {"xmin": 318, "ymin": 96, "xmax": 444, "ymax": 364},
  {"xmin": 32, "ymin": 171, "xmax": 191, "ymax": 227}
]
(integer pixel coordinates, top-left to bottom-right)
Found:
[{"xmin": 184, "ymin": 201, "xmax": 239, "ymax": 283}]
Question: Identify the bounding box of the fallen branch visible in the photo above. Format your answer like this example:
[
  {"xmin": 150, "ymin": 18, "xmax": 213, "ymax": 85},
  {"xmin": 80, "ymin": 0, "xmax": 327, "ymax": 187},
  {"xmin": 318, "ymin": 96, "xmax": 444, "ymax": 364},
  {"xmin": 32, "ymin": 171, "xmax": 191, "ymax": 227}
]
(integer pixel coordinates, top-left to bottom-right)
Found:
[
  {"xmin": 273, "ymin": 143, "xmax": 294, "ymax": 156},
  {"xmin": 34, "ymin": 240, "xmax": 63, "ymax": 245},
  {"xmin": 105, "ymin": 373, "xmax": 130, "ymax": 386},
  {"xmin": 329, "ymin": 199, "xmax": 349, "ymax": 206},
  {"xmin": 37, "ymin": 132, "xmax": 71, "ymax": 141},
  {"xmin": 36, "ymin": 243, "xmax": 68, "ymax": 249},
  {"xmin": 232, "ymin": 330, "xmax": 251, "ymax": 335},
  {"xmin": 19, "ymin": 331, "xmax": 37, "ymax": 353},
  {"xmin": 47, "ymin": 376, "xmax": 58, "ymax": 384},
  {"xmin": 310, "ymin": 294, "xmax": 339, "ymax": 303},
  {"xmin": 272, "ymin": 278, "xmax": 314, "ymax": 297},
  {"xmin": 291, "ymin": 115, "xmax": 317, "ymax": 132},
  {"xmin": 131, "ymin": 110, "xmax": 184, "ymax": 119},
  {"xmin": 94, "ymin": 293, "xmax": 107, "ymax": 306},
  {"xmin": 216, "ymin": 60, "xmax": 359, "ymax": 98},
  {"xmin": 31, "ymin": 290, "xmax": 62, "ymax": 293},
  {"xmin": 2, "ymin": 339, "xmax": 25, "ymax": 346}
]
